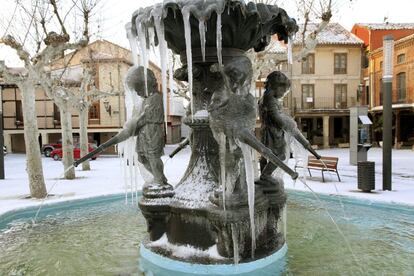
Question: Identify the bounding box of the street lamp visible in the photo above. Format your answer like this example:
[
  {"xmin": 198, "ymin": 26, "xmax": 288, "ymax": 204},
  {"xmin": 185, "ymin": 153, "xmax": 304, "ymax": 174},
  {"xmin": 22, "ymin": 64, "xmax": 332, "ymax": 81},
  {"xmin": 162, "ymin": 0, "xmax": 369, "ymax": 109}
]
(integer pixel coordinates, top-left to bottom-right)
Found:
[{"xmin": 382, "ymin": 35, "xmax": 394, "ymax": 191}]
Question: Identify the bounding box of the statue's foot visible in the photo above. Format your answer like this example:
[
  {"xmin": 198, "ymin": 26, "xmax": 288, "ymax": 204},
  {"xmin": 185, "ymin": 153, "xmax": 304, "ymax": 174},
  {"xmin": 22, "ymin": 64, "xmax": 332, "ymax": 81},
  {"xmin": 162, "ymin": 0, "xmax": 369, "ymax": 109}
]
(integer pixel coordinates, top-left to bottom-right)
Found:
[{"xmin": 143, "ymin": 183, "xmax": 174, "ymax": 199}]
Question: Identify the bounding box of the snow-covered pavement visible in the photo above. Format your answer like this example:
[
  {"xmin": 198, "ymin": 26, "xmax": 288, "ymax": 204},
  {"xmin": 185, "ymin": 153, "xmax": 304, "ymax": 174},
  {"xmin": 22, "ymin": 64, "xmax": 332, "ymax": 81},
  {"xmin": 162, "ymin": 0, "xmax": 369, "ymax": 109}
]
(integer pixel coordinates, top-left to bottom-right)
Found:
[
  {"xmin": 0, "ymin": 146, "xmax": 413, "ymax": 216},
  {"xmin": 284, "ymin": 147, "xmax": 414, "ymax": 206}
]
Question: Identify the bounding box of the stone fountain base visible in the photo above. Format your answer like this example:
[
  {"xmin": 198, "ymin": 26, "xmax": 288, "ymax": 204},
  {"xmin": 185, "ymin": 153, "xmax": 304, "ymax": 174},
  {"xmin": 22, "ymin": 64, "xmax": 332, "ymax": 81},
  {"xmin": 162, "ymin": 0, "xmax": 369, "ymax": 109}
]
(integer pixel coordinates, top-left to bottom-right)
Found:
[{"xmin": 139, "ymin": 242, "xmax": 288, "ymax": 276}]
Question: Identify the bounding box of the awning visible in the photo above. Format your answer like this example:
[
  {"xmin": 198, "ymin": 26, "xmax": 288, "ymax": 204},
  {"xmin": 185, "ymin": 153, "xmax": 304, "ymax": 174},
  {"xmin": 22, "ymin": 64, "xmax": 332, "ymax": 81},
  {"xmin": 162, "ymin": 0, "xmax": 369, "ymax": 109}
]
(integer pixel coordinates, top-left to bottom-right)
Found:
[{"xmin": 358, "ymin": 115, "xmax": 372, "ymax": 125}]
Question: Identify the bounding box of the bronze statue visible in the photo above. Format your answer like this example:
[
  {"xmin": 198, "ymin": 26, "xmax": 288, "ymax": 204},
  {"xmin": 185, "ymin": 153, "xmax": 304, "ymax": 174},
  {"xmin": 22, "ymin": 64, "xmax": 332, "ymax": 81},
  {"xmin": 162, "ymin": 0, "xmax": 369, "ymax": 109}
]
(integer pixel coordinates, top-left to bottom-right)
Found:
[
  {"xmin": 74, "ymin": 66, "xmax": 173, "ymax": 197},
  {"xmin": 258, "ymin": 71, "xmax": 321, "ymax": 185}
]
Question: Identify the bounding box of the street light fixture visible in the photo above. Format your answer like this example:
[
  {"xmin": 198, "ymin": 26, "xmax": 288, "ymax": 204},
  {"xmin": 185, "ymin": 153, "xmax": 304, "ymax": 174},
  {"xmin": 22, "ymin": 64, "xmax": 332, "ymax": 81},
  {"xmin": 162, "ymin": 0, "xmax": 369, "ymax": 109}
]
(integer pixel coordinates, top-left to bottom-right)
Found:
[{"xmin": 382, "ymin": 35, "xmax": 394, "ymax": 191}]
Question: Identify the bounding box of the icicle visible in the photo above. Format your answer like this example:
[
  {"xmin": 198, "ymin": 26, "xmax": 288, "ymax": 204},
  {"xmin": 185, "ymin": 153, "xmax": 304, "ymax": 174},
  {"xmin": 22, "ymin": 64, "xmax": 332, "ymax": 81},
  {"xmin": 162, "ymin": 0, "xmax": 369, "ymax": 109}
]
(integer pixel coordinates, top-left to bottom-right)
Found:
[
  {"xmin": 216, "ymin": 12, "xmax": 223, "ymax": 67},
  {"xmin": 134, "ymin": 152, "xmax": 140, "ymax": 199},
  {"xmin": 198, "ymin": 19, "xmax": 206, "ymax": 62},
  {"xmin": 217, "ymin": 133, "xmax": 227, "ymax": 211},
  {"xmin": 136, "ymin": 21, "xmax": 149, "ymax": 96},
  {"xmin": 237, "ymin": 140, "xmax": 256, "ymax": 258},
  {"xmin": 154, "ymin": 14, "xmax": 169, "ymax": 135},
  {"xmin": 287, "ymin": 36, "xmax": 293, "ymax": 65},
  {"xmin": 168, "ymin": 51, "xmax": 174, "ymax": 110},
  {"xmin": 182, "ymin": 7, "xmax": 194, "ymax": 119},
  {"xmin": 119, "ymin": 148, "xmax": 128, "ymax": 204},
  {"xmin": 128, "ymin": 141, "xmax": 134, "ymax": 204},
  {"xmin": 231, "ymin": 224, "xmax": 239, "ymax": 264},
  {"xmin": 147, "ymin": 26, "xmax": 156, "ymax": 51},
  {"xmin": 125, "ymin": 23, "xmax": 139, "ymax": 66}
]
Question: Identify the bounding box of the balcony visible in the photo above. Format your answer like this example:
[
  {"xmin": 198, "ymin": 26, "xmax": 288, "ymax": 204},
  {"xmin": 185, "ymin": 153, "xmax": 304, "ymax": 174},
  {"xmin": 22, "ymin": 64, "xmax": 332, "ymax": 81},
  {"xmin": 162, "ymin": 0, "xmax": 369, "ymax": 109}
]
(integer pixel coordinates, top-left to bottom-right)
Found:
[{"xmin": 293, "ymin": 97, "xmax": 356, "ymax": 112}]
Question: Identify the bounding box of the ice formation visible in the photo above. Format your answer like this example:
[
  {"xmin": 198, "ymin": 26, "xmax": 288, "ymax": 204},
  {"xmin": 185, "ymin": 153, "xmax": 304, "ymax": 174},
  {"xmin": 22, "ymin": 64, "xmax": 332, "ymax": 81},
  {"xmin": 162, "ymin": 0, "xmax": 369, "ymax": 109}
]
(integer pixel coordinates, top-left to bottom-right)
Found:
[
  {"xmin": 131, "ymin": 1, "xmax": 227, "ymax": 118},
  {"xmin": 149, "ymin": 234, "xmax": 225, "ymax": 260},
  {"xmin": 287, "ymin": 36, "xmax": 293, "ymax": 65},
  {"xmin": 182, "ymin": 7, "xmax": 194, "ymax": 119},
  {"xmin": 236, "ymin": 139, "xmax": 256, "ymax": 257}
]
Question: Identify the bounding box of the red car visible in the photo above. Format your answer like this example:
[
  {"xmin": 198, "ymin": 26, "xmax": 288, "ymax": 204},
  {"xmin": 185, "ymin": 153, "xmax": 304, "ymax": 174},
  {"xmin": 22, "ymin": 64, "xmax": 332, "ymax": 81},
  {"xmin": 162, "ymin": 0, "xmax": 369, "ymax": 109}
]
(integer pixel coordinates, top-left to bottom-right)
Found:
[
  {"xmin": 42, "ymin": 141, "xmax": 62, "ymax": 157},
  {"xmin": 51, "ymin": 144, "xmax": 99, "ymax": 161}
]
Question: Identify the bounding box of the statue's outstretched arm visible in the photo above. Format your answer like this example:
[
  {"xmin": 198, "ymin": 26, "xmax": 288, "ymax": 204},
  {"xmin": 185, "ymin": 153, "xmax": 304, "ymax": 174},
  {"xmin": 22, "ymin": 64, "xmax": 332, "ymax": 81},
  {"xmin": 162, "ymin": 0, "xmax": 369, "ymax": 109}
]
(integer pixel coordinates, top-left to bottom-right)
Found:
[
  {"xmin": 238, "ymin": 129, "xmax": 298, "ymax": 180},
  {"xmin": 74, "ymin": 111, "xmax": 146, "ymax": 167},
  {"xmin": 169, "ymin": 136, "xmax": 190, "ymax": 158},
  {"xmin": 269, "ymin": 108, "xmax": 321, "ymax": 159}
]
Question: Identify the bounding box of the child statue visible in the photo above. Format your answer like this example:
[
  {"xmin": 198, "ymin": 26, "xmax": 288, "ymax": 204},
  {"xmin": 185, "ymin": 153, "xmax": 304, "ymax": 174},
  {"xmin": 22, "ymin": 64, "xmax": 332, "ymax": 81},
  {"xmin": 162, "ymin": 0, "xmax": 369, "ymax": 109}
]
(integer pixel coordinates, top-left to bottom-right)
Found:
[
  {"xmin": 258, "ymin": 71, "xmax": 320, "ymax": 185},
  {"xmin": 74, "ymin": 66, "xmax": 173, "ymax": 197}
]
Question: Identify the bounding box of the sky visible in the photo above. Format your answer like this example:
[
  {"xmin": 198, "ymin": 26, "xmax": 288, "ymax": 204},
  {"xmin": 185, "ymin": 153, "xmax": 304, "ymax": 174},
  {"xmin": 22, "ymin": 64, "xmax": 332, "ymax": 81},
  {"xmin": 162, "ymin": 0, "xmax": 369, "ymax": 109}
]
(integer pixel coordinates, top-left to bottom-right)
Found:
[{"xmin": 1, "ymin": 0, "xmax": 414, "ymax": 67}]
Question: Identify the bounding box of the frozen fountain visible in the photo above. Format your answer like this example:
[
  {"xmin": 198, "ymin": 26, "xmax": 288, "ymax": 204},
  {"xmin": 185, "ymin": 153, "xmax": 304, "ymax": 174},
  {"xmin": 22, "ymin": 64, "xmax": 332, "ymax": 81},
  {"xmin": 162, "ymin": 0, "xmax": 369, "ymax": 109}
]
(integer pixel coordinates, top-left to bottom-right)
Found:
[
  {"xmin": 130, "ymin": 1, "xmax": 299, "ymax": 274},
  {"xmin": 76, "ymin": 0, "xmax": 304, "ymax": 274}
]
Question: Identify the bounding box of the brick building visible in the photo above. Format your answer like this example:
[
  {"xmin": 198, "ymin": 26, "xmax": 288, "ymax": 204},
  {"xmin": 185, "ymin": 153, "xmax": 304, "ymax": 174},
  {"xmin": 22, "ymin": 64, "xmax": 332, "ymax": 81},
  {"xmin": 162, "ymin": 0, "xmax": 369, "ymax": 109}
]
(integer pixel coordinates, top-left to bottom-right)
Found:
[{"xmin": 352, "ymin": 23, "xmax": 414, "ymax": 147}]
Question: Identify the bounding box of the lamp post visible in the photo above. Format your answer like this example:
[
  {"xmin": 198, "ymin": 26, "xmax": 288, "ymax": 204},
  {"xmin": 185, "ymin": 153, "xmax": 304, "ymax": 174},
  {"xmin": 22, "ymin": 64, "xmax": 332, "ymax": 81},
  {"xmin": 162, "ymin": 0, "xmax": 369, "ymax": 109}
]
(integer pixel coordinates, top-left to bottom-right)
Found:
[
  {"xmin": 0, "ymin": 83, "xmax": 4, "ymax": 179},
  {"xmin": 382, "ymin": 35, "xmax": 393, "ymax": 191}
]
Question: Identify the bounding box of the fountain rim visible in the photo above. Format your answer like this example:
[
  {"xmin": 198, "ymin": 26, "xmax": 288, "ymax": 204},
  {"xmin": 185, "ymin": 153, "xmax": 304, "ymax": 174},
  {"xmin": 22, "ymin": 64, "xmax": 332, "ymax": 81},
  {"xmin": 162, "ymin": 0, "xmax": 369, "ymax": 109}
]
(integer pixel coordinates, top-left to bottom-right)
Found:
[
  {"xmin": 139, "ymin": 242, "xmax": 288, "ymax": 274},
  {"xmin": 1, "ymin": 190, "xmax": 413, "ymax": 231}
]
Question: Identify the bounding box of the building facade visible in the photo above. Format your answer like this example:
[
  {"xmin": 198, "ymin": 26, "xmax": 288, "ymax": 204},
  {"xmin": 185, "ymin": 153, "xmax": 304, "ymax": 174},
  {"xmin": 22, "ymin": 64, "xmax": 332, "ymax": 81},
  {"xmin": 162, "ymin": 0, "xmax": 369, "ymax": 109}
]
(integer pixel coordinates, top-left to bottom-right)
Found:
[
  {"xmin": 352, "ymin": 23, "xmax": 414, "ymax": 148},
  {"xmin": 254, "ymin": 23, "xmax": 364, "ymax": 148},
  {"xmin": 0, "ymin": 40, "xmax": 184, "ymax": 153}
]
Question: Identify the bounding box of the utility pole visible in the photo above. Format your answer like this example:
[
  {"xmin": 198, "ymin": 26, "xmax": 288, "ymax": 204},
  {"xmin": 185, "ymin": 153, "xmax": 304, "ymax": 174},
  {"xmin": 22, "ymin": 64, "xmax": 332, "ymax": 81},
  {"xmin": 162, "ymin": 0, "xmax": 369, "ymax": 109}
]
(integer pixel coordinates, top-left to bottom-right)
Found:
[{"xmin": 382, "ymin": 35, "xmax": 393, "ymax": 191}]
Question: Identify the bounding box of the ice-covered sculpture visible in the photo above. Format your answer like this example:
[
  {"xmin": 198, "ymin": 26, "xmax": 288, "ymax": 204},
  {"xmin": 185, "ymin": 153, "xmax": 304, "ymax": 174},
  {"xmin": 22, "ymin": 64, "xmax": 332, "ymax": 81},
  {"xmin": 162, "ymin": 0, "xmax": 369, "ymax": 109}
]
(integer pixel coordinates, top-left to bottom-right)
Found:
[{"xmin": 77, "ymin": 0, "xmax": 317, "ymax": 272}]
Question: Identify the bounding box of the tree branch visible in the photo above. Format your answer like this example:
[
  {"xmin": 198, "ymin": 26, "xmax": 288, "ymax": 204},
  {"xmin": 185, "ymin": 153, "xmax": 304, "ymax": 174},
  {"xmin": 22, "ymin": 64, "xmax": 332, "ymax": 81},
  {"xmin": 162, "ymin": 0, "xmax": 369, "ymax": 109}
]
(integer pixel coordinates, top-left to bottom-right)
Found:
[
  {"xmin": 49, "ymin": 0, "xmax": 68, "ymax": 36},
  {"xmin": 0, "ymin": 35, "xmax": 31, "ymax": 66}
]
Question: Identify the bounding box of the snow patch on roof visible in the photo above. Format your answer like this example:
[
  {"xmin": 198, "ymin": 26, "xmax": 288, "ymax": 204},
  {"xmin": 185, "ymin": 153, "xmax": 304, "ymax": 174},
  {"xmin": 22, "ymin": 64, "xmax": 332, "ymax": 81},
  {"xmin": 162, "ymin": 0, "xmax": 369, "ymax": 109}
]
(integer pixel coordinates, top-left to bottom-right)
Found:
[
  {"xmin": 355, "ymin": 23, "xmax": 414, "ymax": 30},
  {"xmin": 294, "ymin": 23, "xmax": 364, "ymax": 45},
  {"xmin": 267, "ymin": 40, "xmax": 287, "ymax": 53}
]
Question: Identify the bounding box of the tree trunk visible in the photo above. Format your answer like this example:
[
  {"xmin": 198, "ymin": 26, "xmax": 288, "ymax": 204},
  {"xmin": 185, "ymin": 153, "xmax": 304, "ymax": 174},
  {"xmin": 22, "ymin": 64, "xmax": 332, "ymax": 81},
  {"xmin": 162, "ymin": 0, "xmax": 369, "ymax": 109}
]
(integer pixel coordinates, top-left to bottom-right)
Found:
[
  {"xmin": 79, "ymin": 108, "xmax": 90, "ymax": 170},
  {"xmin": 60, "ymin": 102, "xmax": 76, "ymax": 179},
  {"xmin": 20, "ymin": 81, "xmax": 47, "ymax": 198}
]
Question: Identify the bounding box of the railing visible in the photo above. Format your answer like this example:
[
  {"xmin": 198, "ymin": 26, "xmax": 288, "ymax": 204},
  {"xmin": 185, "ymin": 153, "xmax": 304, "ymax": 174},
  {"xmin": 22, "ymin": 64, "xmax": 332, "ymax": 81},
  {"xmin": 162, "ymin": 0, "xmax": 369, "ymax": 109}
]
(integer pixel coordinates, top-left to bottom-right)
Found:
[{"xmin": 293, "ymin": 97, "xmax": 357, "ymax": 110}]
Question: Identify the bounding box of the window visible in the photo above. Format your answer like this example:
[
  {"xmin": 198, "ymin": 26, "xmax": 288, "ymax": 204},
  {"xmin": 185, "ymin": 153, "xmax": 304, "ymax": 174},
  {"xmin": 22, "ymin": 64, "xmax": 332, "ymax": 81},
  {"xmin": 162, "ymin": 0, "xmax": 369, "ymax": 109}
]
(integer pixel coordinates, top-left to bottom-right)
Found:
[
  {"xmin": 89, "ymin": 102, "xmax": 100, "ymax": 124},
  {"xmin": 334, "ymin": 53, "xmax": 347, "ymax": 74},
  {"xmin": 302, "ymin": 84, "xmax": 314, "ymax": 109},
  {"xmin": 53, "ymin": 104, "xmax": 60, "ymax": 124},
  {"xmin": 397, "ymin": 54, "xmax": 406, "ymax": 64},
  {"xmin": 15, "ymin": 100, "xmax": 23, "ymax": 126},
  {"xmin": 397, "ymin": 72, "xmax": 406, "ymax": 102},
  {"xmin": 365, "ymin": 85, "xmax": 370, "ymax": 106},
  {"xmin": 380, "ymin": 79, "xmax": 383, "ymax": 105},
  {"xmin": 302, "ymin": 54, "xmax": 315, "ymax": 74},
  {"xmin": 334, "ymin": 84, "xmax": 347, "ymax": 109}
]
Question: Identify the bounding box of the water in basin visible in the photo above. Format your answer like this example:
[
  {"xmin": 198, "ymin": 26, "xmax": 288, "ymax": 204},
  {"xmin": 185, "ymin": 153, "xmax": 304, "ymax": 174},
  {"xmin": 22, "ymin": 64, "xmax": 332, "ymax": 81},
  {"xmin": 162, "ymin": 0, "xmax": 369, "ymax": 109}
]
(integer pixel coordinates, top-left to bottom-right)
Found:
[{"xmin": 0, "ymin": 192, "xmax": 413, "ymax": 275}]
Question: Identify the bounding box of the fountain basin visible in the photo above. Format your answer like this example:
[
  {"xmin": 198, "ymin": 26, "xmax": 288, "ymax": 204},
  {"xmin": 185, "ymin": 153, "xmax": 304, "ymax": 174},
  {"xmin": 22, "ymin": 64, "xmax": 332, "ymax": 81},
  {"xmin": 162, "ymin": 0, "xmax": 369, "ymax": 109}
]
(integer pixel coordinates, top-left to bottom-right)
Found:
[{"xmin": 1, "ymin": 191, "xmax": 414, "ymax": 275}]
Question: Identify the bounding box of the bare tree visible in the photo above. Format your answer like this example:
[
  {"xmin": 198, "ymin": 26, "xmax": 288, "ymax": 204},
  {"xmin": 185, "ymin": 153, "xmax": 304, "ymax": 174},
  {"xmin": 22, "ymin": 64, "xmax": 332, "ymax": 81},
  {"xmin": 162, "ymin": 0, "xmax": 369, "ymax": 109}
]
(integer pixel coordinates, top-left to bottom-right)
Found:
[
  {"xmin": 72, "ymin": 61, "xmax": 118, "ymax": 171},
  {"xmin": 0, "ymin": 0, "xmax": 98, "ymax": 196}
]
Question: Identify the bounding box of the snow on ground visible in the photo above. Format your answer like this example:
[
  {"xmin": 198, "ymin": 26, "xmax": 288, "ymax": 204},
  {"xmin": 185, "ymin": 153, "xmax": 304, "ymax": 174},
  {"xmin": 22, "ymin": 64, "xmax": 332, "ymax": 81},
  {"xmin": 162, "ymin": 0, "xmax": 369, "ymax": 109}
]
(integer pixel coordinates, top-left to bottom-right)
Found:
[
  {"xmin": 0, "ymin": 146, "xmax": 413, "ymax": 216},
  {"xmin": 0, "ymin": 145, "xmax": 190, "ymax": 216},
  {"xmin": 284, "ymin": 147, "xmax": 414, "ymax": 206}
]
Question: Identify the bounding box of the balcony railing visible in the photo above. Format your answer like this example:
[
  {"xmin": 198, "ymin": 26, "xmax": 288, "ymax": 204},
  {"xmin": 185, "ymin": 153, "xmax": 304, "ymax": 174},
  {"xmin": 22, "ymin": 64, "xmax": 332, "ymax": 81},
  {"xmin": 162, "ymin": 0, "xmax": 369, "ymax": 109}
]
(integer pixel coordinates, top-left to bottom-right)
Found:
[{"xmin": 293, "ymin": 97, "xmax": 356, "ymax": 110}]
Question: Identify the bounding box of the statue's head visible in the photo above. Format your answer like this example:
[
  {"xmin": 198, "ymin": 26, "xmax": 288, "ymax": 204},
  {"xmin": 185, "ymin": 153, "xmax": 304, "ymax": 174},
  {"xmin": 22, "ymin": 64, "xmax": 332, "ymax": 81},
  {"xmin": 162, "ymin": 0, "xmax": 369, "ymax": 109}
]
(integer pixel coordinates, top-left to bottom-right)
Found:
[
  {"xmin": 223, "ymin": 57, "xmax": 253, "ymax": 94},
  {"xmin": 264, "ymin": 71, "xmax": 291, "ymax": 99},
  {"xmin": 125, "ymin": 66, "xmax": 158, "ymax": 97}
]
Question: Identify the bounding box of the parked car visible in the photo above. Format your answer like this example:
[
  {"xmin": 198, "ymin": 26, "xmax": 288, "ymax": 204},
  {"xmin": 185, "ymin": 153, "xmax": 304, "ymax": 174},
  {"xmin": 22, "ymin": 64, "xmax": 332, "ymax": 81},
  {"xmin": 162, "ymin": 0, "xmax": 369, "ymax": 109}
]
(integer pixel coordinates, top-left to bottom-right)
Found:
[
  {"xmin": 51, "ymin": 144, "xmax": 99, "ymax": 161},
  {"xmin": 42, "ymin": 141, "xmax": 62, "ymax": 157}
]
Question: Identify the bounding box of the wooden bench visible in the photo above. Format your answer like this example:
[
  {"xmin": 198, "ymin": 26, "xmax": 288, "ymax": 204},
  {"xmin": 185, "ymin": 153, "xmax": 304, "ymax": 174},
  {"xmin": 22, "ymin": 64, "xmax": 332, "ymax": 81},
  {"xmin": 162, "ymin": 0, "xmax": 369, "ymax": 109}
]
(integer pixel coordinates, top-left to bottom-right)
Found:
[{"xmin": 295, "ymin": 156, "xmax": 341, "ymax": 182}]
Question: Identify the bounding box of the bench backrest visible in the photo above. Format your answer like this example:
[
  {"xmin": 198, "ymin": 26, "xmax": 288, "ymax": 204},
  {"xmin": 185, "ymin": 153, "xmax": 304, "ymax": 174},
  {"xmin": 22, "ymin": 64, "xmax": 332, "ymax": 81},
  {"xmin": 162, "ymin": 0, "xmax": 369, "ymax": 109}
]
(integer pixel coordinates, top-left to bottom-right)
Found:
[{"xmin": 308, "ymin": 156, "xmax": 338, "ymax": 169}]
